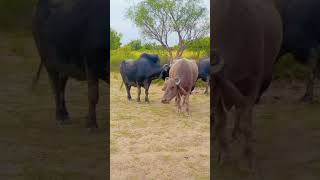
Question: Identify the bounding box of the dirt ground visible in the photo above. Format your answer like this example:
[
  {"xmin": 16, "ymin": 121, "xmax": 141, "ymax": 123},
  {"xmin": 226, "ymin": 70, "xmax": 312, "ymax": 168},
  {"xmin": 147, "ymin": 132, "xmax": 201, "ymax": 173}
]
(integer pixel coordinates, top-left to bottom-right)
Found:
[
  {"xmin": 110, "ymin": 72, "xmax": 210, "ymax": 180},
  {"xmin": 0, "ymin": 33, "xmax": 108, "ymax": 179},
  {"xmin": 213, "ymin": 80, "xmax": 320, "ymax": 180}
]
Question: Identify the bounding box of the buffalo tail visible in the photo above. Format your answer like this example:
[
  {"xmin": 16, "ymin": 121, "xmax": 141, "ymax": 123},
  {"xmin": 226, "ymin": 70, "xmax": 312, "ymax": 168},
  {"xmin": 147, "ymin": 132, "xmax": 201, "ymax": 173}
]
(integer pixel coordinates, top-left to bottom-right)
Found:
[{"xmin": 31, "ymin": 61, "xmax": 44, "ymax": 90}]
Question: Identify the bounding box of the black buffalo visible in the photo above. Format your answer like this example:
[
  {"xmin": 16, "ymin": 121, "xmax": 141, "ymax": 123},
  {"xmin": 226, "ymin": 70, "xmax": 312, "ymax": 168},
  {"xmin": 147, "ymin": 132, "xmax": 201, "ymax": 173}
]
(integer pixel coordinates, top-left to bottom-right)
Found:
[
  {"xmin": 120, "ymin": 53, "xmax": 165, "ymax": 102},
  {"xmin": 197, "ymin": 57, "xmax": 210, "ymax": 94},
  {"xmin": 276, "ymin": 0, "xmax": 320, "ymax": 102},
  {"xmin": 32, "ymin": 0, "xmax": 108, "ymax": 129}
]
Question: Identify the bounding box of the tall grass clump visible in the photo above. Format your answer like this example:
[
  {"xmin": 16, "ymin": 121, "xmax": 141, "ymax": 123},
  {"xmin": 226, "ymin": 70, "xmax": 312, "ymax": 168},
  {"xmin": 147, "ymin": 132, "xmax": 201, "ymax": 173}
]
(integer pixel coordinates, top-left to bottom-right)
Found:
[{"xmin": 274, "ymin": 53, "xmax": 307, "ymax": 81}]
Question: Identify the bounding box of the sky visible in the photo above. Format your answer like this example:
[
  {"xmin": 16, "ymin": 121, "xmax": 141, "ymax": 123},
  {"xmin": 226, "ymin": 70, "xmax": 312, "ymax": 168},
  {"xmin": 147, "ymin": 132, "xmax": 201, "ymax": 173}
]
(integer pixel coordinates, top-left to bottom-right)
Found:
[{"xmin": 110, "ymin": 0, "xmax": 210, "ymax": 46}]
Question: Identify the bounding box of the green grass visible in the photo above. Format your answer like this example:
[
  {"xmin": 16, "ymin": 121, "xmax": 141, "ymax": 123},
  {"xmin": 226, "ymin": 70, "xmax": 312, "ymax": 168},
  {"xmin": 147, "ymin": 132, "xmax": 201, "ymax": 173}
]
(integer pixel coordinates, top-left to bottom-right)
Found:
[
  {"xmin": 274, "ymin": 54, "xmax": 308, "ymax": 81},
  {"xmin": 110, "ymin": 47, "xmax": 209, "ymax": 71}
]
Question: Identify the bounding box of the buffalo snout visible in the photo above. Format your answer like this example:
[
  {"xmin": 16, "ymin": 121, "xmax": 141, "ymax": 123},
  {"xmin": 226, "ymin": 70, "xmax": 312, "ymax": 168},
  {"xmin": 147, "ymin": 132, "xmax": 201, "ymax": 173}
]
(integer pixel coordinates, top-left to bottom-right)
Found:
[{"xmin": 161, "ymin": 99, "xmax": 169, "ymax": 104}]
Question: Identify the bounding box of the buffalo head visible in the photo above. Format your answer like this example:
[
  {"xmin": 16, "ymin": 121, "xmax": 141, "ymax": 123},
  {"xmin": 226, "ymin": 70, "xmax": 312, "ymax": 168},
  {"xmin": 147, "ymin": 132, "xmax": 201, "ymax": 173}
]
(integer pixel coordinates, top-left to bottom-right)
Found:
[
  {"xmin": 159, "ymin": 64, "xmax": 170, "ymax": 80},
  {"xmin": 161, "ymin": 77, "xmax": 187, "ymax": 104}
]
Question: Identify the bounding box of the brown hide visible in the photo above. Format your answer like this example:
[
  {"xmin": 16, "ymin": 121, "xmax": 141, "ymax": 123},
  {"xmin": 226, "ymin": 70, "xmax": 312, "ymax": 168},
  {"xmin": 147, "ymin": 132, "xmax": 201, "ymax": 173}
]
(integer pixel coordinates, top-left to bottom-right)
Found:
[
  {"xmin": 169, "ymin": 59, "xmax": 198, "ymax": 93},
  {"xmin": 211, "ymin": 0, "xmax": 282, "ymax": 169},
  {"xmin": 161, "ymin": 59, "xmax": 198, "ymax": 113}
]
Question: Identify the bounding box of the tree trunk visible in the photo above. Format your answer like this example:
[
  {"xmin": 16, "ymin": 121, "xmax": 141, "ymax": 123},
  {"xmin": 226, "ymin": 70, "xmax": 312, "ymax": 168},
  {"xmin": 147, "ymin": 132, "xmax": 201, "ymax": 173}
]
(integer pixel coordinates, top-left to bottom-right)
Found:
[
  {"xmin": 167, "ymin": 48, "xmax": 174, "ymax": 63},
  {"xmin": 175, "ymin": 44, "xmax": 186, "ymax": 59}
]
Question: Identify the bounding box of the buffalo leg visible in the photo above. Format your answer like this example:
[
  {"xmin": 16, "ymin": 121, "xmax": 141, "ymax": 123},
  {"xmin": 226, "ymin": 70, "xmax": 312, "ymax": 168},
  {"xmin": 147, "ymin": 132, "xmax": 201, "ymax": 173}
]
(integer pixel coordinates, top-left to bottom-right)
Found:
[
  {"xmin": 143, "ymin": 81, "xmax": 151, "ymax": 102},
  {"xmin": 185, "ymin": 94, "xmax": 190, "ymax": 115},
  {"xmin": 301, "ymin": 49, "xmax": 319, "ymax": 102},
  {"xmin": 137, "ymin": 85, "xmax": 141, "ymax": 102},
  {"xmin": 232, "ymin": 108, "xmax": 241, "ymax": 141},
  {"xmin": 204, "ymin": 78, "xmax": 210, "ymax": 94},
  {"xmin": 86, "ymin": 73, "xmax": 99, "ymax": 129},
  {"xmin": 215, "ymin": 99, "xmax": 228, "ymax": 164},
  {"xmin": 238, "ymin": 102, "xmax": 255, "ymax": 170},
  {"xmin": 176, "ymin": 94, "xmax": 182, "ymax": 112},
  {"xmin": 125, "ymin": 84, "xmax": 132, "ymax": 101},
  {"xmin": 48, "ymin": 70, "xmax": 70, "ymax": 123}
]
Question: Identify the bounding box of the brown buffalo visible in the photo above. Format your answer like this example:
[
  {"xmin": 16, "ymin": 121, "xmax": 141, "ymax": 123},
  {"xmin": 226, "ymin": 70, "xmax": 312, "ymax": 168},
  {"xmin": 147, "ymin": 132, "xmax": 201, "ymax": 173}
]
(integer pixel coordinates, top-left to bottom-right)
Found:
[
  {"xmin": 161, "ymin": 59, "xmax": 198, "ymax": 114},
  {"xmin": 212, "ymin": 0, "xmax": 283, "ymax": 169}
]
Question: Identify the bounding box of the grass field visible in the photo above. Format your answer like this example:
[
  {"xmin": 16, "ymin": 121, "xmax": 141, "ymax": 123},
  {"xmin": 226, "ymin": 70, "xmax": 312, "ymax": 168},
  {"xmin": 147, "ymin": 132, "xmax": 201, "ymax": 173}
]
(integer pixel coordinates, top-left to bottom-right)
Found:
[
  {"xmin": 110, "ymin": 72, "xmax": 210, "ymax": 179},
  {"xmin": 0, "ymin": 33, "xmax": 108, "ymax": 180},
  {"xmin": 2, "ymin": 30, "xmax": 320, "ymax": 180}
]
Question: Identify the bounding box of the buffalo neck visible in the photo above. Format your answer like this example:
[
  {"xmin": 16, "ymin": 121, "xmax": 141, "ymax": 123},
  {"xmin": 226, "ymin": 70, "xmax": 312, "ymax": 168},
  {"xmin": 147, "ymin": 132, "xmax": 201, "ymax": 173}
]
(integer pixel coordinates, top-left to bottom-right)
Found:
[{"xmin": 148, "ymin": 66, "xmax": 163, "ymax": 80}]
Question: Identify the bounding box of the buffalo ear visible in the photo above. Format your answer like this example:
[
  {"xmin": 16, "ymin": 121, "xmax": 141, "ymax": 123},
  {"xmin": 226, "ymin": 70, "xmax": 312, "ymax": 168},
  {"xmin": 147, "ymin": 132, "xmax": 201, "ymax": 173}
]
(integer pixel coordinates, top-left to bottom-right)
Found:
[{"xmin": 165, "ymin": 77, "xmax": 169, "ymax": 81}]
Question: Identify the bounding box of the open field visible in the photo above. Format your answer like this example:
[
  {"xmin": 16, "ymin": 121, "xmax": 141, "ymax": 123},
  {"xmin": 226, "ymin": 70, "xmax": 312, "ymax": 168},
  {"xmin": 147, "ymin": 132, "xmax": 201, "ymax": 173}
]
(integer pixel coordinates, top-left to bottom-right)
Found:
[
  {"xmin": 0, "ymin": 33, "xmax": 108, "ymax": 179},
  {"xmin": 213, "ymin": 80, "xmax": 320, "ymax": 180},
  {"xmin": 110, "ymin": 72, "xmax": 210, "ymax": 179}
]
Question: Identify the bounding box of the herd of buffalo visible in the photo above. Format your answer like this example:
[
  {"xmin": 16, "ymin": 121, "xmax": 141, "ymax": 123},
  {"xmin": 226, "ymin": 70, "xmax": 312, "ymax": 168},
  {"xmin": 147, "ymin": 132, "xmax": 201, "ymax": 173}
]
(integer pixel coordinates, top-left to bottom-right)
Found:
[
  {"xmin": 120, "ymin": 53, "xmax": 210, "ymax": 114},
  {"xmin": 30, "ymin": 0, "xmax": 320, "ymax": 171}
]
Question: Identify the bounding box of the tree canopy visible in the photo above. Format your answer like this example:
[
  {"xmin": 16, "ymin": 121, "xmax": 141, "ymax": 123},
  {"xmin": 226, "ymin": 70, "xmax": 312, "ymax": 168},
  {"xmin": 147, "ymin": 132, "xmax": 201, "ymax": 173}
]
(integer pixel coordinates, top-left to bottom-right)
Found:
[
  {"xmin": 126, "ymin": 40, "xmax": 142, "ymax": 51},
  {"xmin": 127, "ymin": 0, "xmax": 209, "ymax": 61},
  {"xmin": 110, "ymin": 28, "xmax": 122, "ymax": 50}
]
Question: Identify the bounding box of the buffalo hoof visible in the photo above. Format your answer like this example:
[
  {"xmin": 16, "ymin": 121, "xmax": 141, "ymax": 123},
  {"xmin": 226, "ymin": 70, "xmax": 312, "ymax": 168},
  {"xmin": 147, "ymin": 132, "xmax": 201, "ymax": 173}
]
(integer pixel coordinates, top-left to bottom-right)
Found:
[
  {"xmin": 217, "ymin": 150, "xmax": 230, "ymax": 166},
  {"xmin": 87, "ymin": 126, "xmax": 99, "ymax": 133},
  {"xmin": 86, "ymin": 122, "xmax": 98, "ymax": 129},
  {"xmin": 300, "ymin": 95, "xmax": 314, "ymax": 103},
  {"xmin": 58, "ymin": 119, "xmax": 72, "ymax": 125},
  {"xmin": 145, "ymin": 98, "xmax": 150, "ymax": 103},
  {"xmin": 244, "ymin": 147, "xmax": 256, "ymax": 172},
  {"xmin": 231, "ymin": 128, "xmax": 242, "ymax": 142},
  {"xmin": 56, "ymin": 113, "xmax": 71, "ymax": 125},
  {"xmin": 137, "ymin": 99, "xmax": 141, "ymax": 103},
  {"xmin": 127, "ymin": 97, "xmax": 132, "ymax": 101}
]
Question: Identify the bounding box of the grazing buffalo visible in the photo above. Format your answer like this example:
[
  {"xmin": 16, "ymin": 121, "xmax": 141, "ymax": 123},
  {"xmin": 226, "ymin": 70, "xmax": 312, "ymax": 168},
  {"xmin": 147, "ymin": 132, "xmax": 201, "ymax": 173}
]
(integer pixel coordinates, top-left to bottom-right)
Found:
[
  {"xmin": 212, "ymin": 0, "xmax": 282, "ymax": 169},
  {"xmin": 32, "ymin": 0, "xmax": 108, "ymax": 129},
  {"xmin": 120, "ymin": 53, "xmax": 163, "ymax": 102},
  {"xmin": 161, "ymin": 59, "xmax": 198, "ymax": 114},
  {"xmin": 276, "ymin": 0, "xmax": 320, "ymax": 102},
  {"xmin": 197, "ymin": 57, "xmax": 210, "ymax": 94}
]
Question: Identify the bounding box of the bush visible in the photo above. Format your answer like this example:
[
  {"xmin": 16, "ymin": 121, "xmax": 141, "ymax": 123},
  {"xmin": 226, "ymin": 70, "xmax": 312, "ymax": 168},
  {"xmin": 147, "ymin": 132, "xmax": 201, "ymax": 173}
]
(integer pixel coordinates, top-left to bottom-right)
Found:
[{"xmin": 274, "ymin": 54, "xmax": 307, "ymax": 81}]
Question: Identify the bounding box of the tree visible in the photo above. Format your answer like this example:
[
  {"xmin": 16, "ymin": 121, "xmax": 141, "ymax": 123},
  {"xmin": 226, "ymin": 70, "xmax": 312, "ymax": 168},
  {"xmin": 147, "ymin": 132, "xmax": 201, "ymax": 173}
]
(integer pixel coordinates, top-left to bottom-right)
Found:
[
  {"xmin": 186, "ymin": 36, "xmax": 210, "ymax": 57},
  {"xmin": 127, "ymin": 0, "xmax": 209, "ymax": 62},
  {"xmin": 110, "ymin": 28, "xmax": 122, "ymax": 50},
  {"xmin": 126, "ymin": 40, "xmax": 142, "ymax": 50}
]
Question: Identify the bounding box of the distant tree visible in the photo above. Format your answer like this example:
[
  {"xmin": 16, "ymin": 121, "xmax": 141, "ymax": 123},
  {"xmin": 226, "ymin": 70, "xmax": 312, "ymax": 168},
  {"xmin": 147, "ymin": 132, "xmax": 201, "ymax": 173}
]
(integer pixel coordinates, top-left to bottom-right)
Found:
[
  {"xmin": 126, "ymin": 40, "xmax": 142, "ymax": 50},
  {"xmin": 186, "ymin": 36, "xmax": 210, "ymax": 56},
  {"xmin": 142, "ymin": 42, "xmax": 157, "ymax": 50},
  {"xmin": 127, "ymin": 0, "xmax": 209, "ymax": 62},
  {"xmin": 110, "ymin": 28, "xmax": 122, "ymax": 50}
]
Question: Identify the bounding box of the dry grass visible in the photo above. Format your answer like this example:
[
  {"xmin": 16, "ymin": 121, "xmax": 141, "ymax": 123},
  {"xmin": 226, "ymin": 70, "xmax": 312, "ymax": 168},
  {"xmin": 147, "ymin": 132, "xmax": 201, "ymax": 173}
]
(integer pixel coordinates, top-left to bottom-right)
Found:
[
  {"xmin": 0, "ymin": 32, "xmax": 108, "ymax": 180},
  {"xmin": 212, "ymin": 80, "xmax": 320, "ymax": 180},
  {"xmin": 110, "ymin": 72, "xmax": 210, "ymax": 180}
]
